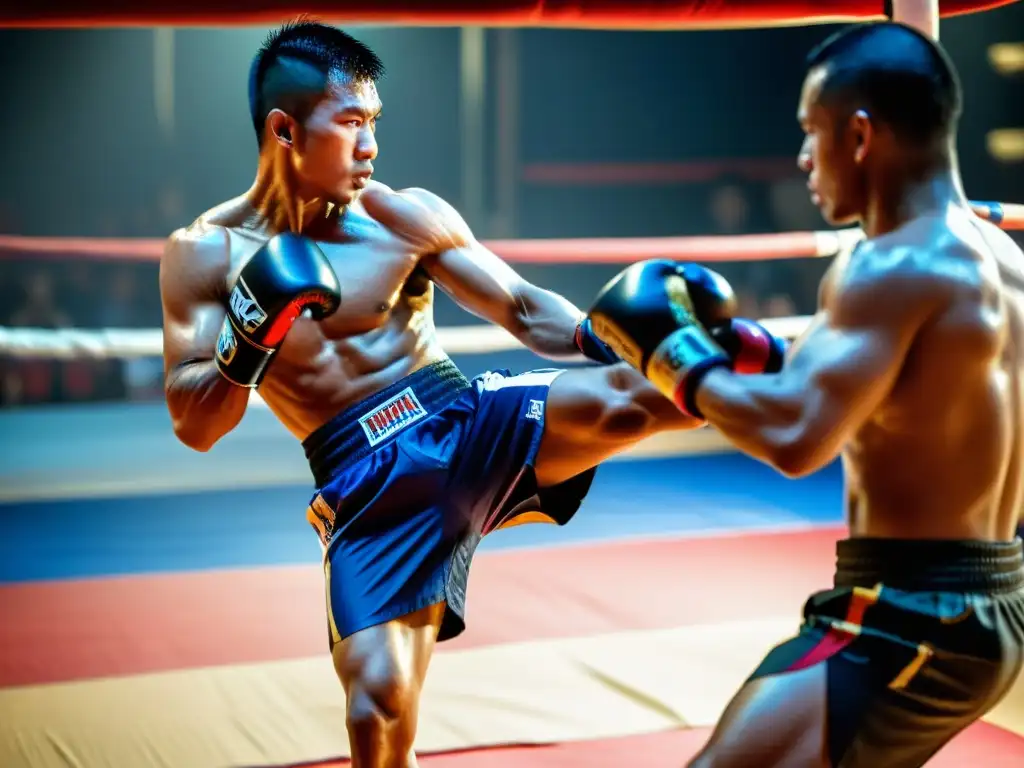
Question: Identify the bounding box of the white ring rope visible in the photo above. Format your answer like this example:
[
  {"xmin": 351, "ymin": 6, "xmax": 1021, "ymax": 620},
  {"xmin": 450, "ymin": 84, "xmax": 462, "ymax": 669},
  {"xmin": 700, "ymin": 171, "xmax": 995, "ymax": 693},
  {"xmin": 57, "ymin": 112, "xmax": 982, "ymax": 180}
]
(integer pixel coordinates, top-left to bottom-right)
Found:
[
  {"xmin": 0, "ymin": 226, "xmax": 864, "ymax": 364},
  {"xmin": 0, "ymin": 316, "xmax": 811, "ymax": 361},
  {"xmin": 0, "ymin": 225, "xmax": 853, "ymax": 363}
]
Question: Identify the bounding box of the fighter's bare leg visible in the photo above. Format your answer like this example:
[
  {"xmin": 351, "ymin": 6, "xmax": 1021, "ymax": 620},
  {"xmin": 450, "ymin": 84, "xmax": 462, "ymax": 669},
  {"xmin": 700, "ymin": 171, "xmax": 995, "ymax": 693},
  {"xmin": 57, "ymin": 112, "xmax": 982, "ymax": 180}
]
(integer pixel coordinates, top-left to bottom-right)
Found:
[
  {"xmin": 534, "ymin": 362, "xmax": 701, "ymax": 487},
  {"xmin": 687, "ymin": 664, "xmax": 829, "ymax": 768},
  {"xmin": 332, "ymin": 602, "xmax": 446, "ymax": 768}
]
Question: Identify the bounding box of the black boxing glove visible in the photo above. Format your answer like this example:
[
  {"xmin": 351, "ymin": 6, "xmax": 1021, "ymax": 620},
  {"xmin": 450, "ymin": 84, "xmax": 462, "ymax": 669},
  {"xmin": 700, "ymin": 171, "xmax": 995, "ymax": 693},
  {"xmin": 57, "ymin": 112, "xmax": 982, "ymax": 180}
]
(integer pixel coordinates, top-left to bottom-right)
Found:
[
  {"xmin": 215, "ymin": 232, "xmax": 341, "ymax": 388},
  {"xmin": 574, "ymin": 316, "xmax": 621, "ymax": 365},
  {"xmin": 710, "ymin": 318, "xmax": 788, "ymax": 374},
  {"xmin": 587, "ymin": 260, "xmax": 736, "ymax": 418}
]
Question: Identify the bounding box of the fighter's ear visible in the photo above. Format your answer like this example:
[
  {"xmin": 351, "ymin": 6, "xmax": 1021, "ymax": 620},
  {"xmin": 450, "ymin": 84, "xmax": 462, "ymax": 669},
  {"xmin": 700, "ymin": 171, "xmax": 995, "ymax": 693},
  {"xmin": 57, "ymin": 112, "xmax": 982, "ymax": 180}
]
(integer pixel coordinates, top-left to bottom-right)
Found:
[
  {"xmin": 266, "ymin": 109, "xmax": 295, "ymax": 148},
  {"xmin": 850, "ymin": 109, "xmax": 873, "ymax": 164}
]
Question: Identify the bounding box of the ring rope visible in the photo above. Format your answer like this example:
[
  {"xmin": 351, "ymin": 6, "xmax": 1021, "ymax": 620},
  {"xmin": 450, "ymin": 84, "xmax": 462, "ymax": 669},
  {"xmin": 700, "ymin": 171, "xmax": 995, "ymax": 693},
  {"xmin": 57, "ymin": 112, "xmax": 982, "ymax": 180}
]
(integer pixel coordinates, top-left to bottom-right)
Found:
[
  {"xmin": 2, "ymin": 205, "xmax": 1019, "ymax": 370},
  {"xmin": 0, "ymin": 199, "xmax": 1020, "ymax": 265},
  {"xmin": 0, "ymin": 318, "xmax": 810, "ymax": 411},
  {"xmin": 0, "ymin": 230, "xmax": 862, "ymax": 263},
  {"xmin": 0, "ymin": 316, "xmax": 811, "ymax": 361}
]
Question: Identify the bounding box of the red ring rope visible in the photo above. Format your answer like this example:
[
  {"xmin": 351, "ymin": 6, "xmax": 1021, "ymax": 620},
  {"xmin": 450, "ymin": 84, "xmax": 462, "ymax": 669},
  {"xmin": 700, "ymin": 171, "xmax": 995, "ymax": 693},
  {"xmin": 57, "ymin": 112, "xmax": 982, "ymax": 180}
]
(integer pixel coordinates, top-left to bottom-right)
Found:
[
  {"xmin": 0, "ymin": 230, "xmax": 839, "ymax": 264},
  {"xmin": 1, "ymin": 0, "xmax": 1017, "ymax": 28},
  {"xmin": 0, "ymin": 202, "xmax": 1017, "ymax": 265}
]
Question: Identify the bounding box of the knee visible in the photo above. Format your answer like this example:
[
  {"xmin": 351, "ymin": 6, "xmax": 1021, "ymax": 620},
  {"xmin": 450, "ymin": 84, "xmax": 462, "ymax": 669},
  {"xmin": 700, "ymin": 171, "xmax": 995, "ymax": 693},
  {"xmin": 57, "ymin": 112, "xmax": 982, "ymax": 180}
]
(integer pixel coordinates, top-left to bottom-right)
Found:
[
  {"xmin": 345, "ymin": 658, "xmax": 417, "ymax": 730},
  {"xmin": 342, "ymin": 651, "xmax": 417, "ymax": 733}
]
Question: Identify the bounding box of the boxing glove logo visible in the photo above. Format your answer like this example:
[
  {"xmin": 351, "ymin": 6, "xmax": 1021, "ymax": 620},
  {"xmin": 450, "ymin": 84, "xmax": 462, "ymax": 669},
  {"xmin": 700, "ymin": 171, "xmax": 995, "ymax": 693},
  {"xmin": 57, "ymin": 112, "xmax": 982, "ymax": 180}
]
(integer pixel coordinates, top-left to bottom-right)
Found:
[
  {"xmin": 664, "ymin": 274, "xmax": 699, "ymax": 328},
  {"xmin": 588, "ymin": 314, "xmax": 643, "ymax": 369},
  {"xmin": 647, "ymin": 326, "xmax": 727, "ymax": 403},
  {"xmin": 215, "ymin": 316, "xmax": 238, "ymax": 366},
  {"xmin": 229, "ymin": 278, "xmax": 268, "ymax": 333}
]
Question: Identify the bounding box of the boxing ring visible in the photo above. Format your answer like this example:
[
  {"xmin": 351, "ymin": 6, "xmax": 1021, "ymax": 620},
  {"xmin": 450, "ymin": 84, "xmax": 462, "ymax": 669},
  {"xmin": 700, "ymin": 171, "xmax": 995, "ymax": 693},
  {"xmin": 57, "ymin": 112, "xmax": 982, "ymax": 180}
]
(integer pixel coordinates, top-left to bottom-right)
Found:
[
  {"xmin": 2, "ymin": 1, "xmax": 1024, "ymax": 767},
  {"xmin": 3, "ymin": 209, "xmax": 1024, "ymax": 768}
]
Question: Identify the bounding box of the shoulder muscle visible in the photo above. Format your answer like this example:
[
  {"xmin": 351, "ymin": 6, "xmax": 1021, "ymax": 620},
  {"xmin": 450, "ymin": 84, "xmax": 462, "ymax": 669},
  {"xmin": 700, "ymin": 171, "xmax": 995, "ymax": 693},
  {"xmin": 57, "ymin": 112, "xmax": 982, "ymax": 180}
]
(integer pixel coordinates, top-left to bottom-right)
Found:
[
  {"xmin": 162, "ymin": 221, "xmax": 231, "ymax": 276},
  {"xmin": 160, "ymin": 223, "xmax": 232, "ymax": 315},
  {"xmin": 359, "ymin": 182, "xmax": 470, "ymax": 254},
  {"xmin": 830, "ymin": 242, "xmax": 950, "ymax": 334}
]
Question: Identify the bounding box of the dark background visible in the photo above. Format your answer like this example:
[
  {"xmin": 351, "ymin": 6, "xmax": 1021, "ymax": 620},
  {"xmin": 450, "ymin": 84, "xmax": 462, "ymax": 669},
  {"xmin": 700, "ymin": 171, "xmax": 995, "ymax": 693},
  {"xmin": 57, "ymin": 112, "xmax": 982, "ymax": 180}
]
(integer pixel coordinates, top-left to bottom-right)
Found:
[{"xmin": 0, "ymin": 10, "xmax": 1021, "ymax": 406}]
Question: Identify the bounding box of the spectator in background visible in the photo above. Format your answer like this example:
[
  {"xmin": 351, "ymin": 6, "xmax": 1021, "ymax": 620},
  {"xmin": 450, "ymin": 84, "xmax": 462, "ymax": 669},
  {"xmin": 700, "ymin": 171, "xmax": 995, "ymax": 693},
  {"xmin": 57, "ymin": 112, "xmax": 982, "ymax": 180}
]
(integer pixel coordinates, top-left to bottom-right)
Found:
[
  {"xmin": 5, "ymin": 269, "xmax": 70, "ymax": 404},
  {"xmin": 96, "ymin": 268, "xmax": 141, "ymax": 328},
  {"xmin": 64, "ymin": 262, "xmax": 100, "ymax": 327},
  {"xmin": 768, "ymin": 177, "xmax": 822, "ymax": 234},
  {"xmin": 93, "ymin": 267, "xmax": 151, "ymax": 402},
  {"xmin": 707, "ymin": 181, "xmax": 758, "ymax": 308},
  {"xmin": 0, "ymin": 359, "xmax": 28, "ymax": 406},
  {"xmin": 767, "ymin": 176, "xmax": 833, "ymax": 312},
  {"xmin": 10, "ymin": 270, "xmax": 72, "ymax": 328},
  {"xmin": 97, "ymin": 266, "xmax": 161, "ymax": 401},
  {"xmin": 709, "ymin": 182, "xmax": 751, "ymax": 235}
]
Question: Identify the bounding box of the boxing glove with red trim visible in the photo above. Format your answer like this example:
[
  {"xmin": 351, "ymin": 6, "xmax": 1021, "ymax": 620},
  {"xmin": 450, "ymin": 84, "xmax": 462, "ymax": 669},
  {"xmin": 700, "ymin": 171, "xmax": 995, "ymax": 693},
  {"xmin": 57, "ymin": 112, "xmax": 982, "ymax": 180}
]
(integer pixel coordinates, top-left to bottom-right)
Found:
[
  {"xmin": 586, "ymin": 260, "xmax": 737, "ymax": 418},
  {"xmin": 710, "ymin": 318, "xmax": 788, "ymax": 374},
  {"xmin": 215, "ymin": 233, "xmax": 341, "ymax": 388}
]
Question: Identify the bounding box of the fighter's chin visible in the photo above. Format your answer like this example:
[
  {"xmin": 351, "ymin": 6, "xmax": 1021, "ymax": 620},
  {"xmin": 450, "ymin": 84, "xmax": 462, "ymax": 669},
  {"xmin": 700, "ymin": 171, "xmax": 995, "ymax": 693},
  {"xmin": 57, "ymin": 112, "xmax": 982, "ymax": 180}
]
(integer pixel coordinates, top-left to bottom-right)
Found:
[
  {"xmin": 816, "ymin": 198, "xmax": 856, "ymax": 228},
  {"xmin": 332, "ymin": 188, "xmax": 358, "ymax": 206},
  {"xmin": 334, "ymin": 178, "xmax": 371, "ymax": 205},
  {"xmin": 824, "ymin": 207, "xmax": 860, "ymax": 228}
]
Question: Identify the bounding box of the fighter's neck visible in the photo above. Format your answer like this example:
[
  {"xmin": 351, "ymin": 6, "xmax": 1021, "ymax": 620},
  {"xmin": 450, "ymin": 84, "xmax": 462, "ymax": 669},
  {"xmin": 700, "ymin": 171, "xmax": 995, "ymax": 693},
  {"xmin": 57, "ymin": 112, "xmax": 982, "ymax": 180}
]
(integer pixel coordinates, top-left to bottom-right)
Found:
[
  {"xmin": 245, "ymin": 160, "xmax": 343, "ymax": 239},
  {"xmin": 862, "ymin": 154, "xmax": 967, "ymax": 239}
]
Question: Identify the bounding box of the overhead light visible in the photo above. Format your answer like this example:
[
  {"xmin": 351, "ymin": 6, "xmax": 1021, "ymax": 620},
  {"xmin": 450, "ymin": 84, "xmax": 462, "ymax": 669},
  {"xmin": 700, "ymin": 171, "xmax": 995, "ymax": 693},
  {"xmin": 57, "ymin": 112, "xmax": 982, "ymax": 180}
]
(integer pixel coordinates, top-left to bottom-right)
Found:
[
  {"xmin": 987, "ymin": 129, "xmax": 1024, "ymax": 162},
  {"xmin": 988, "ymin": 43, "xmax": 1024, "ymax": 75}
]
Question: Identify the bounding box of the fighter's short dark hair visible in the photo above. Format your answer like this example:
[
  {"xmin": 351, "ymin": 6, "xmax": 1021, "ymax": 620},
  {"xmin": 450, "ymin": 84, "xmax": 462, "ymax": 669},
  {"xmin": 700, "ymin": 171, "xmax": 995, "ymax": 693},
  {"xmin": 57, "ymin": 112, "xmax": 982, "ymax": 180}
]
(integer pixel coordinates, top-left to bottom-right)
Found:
[
  {"xmin": 805, "ymin": 22, "xmax": 962, "ymax": 143},
  {"xmin": 248, "ymin": 20, "xmax": 385, "ymax": 146}
]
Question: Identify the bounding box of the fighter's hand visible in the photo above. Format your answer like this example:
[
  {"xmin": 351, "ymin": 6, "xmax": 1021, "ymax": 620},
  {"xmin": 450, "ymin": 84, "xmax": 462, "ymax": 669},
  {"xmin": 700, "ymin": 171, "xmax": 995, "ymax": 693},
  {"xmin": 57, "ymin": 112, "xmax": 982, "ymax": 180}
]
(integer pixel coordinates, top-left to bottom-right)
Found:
[
  {"xmin": 215, "ymin": 233, "xmax": 341, "ymax": 388},
  {"xmin": 586, "ymin": 260, "xmax": 736, "ymax": 418},
  {"xmin": 710, "ymin": 319, "xmax": 788, "ymax": 374}
]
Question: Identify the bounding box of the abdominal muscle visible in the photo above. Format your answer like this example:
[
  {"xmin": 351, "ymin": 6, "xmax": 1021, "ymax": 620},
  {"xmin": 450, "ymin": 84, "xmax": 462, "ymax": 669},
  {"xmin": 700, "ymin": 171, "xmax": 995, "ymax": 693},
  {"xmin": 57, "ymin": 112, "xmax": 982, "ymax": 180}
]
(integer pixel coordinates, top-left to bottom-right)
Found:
[{"xmin": 255, "ymin": 300, "xmax": 449, "ymax": 441}]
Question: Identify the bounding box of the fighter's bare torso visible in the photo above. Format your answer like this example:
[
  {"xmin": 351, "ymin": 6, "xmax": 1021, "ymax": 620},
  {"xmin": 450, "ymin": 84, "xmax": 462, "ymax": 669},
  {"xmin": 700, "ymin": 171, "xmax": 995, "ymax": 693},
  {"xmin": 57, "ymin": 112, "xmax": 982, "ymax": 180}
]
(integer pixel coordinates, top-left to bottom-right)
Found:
[
  {"xmin": 192, "ymin": 182, "xmax": 449, "ymax": 440},
  {"xmin": 820, "ymin": 209, "xmax": 1024, "ymax": 541}
]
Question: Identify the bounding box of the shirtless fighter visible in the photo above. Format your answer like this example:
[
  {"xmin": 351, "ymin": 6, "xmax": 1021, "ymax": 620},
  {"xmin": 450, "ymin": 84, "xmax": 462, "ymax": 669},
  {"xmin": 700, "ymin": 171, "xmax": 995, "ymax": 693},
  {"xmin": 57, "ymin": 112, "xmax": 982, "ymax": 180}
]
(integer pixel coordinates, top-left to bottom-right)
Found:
[
  {"xmin": 159, "ymin": 21, "xmax": 785, "ymax": 768},
  {"xmin": 587, "ymin": 18, "xmax": 1024, "ymax": 768}
]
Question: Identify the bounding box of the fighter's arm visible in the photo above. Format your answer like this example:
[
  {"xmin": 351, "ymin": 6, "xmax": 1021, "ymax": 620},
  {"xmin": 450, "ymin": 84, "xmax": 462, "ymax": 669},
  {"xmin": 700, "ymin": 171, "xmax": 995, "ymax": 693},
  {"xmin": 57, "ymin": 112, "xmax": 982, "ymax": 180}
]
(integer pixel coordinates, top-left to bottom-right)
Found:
[
  {"xmin": 693, "ymin": 251, "xmax": 942, "ymax": 477},
  {"xmin": 160, "ymin": 225, "xmax": 249, "ymax": 451},
  {"xmin": 889, "ymin": 0, "xmax": 940, "ymax": 39},
  {"xmin": 387, "ymin": 187, "xmax": 587, "ymax": 360}
]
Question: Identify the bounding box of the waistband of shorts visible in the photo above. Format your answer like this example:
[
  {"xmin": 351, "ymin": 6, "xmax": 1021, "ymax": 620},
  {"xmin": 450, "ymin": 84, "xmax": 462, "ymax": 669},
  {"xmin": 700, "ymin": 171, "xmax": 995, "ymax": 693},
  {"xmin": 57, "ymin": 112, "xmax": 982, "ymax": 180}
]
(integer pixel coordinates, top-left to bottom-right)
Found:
[
  {"xmin": 303, "ymin": 359, "xmax": 471, "ymax": 487},
  {"xmin": 834, "ymin": 537, "xmax": 1024, "ymax": 593}
]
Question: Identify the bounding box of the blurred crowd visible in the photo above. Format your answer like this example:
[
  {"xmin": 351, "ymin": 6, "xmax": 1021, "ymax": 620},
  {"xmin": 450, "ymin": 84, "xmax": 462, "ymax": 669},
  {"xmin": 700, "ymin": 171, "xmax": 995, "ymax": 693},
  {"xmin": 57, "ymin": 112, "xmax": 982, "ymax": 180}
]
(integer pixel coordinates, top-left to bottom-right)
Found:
[
  {"xmin": 0, "ymin": 179, "xmax": 860, "ymax": 409},
  {"xmin": 0, "ymin": 261, "xmax": 164, "ymax": 407}
]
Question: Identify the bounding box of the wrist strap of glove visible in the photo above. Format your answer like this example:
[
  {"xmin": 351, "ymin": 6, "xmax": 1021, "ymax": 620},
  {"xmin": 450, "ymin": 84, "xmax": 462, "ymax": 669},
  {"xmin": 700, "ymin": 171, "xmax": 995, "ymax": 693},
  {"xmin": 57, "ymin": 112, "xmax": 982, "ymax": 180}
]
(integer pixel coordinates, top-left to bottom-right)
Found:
[
  {"xmin": 575, "ymin": 317, "xmax": 621, "ymax": 365},
  {"xmin": 215, "ymin": 314, "xmax": 276, "ymax": 388},
  {"xmin": 645, "ymin": 325, "xmax": 730, "ymax": 420},
  {"xmin": 677, "ymin": 356, "xmax": 730, "ymax": 420}
]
